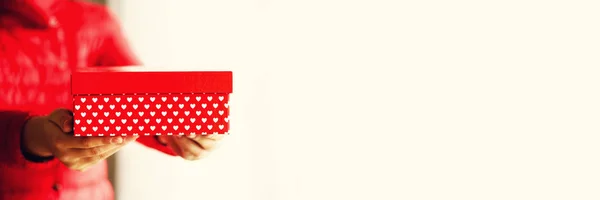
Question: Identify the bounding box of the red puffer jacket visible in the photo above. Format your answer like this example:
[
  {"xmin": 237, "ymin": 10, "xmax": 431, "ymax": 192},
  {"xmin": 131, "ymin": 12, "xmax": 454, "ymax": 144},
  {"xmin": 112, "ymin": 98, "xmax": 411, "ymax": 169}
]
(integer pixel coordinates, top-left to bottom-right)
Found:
[{"xmin": 0, "ymin": 0, "xmax": 176, "ymax": 199}]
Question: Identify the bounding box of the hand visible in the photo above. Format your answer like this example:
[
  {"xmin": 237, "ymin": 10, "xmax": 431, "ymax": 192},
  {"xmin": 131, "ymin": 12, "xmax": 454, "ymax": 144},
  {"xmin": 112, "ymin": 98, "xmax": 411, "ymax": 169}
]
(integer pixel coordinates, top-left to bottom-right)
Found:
[
  {"xmin": 157, "ymin": 134, "xmax": 225, "ymax": 161},
  {"xmin": 22, "ymin": 108, "xmax": 139, "ymax": 171}
]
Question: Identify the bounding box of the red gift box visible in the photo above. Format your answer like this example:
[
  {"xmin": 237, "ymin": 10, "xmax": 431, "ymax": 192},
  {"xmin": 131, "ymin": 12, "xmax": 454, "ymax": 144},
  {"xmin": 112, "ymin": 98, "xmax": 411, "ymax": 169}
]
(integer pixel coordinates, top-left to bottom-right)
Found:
[{"xmin": 71, "ymin": 67, "xmax": 232, "ymax": 137}]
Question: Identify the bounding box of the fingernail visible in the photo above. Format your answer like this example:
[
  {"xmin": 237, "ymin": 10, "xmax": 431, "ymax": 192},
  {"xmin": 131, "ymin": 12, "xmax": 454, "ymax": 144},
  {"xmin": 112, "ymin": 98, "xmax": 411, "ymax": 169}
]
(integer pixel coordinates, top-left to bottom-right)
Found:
[
  {"xmin": 63, "ymin": 120, "xmax": 73, "ymax": 132},
  {"xmin": 126, "ymin": 136, "xmax": 139, "ymax": 142},
  {"xmin": 111, "ymin": 137, "xmax": 123, "ymax": 144},
  {"xmin": 187, "ymin": 135, "xmax": 196, "ymax": 139},
  {"xmin": 63, "ymin": 127, "xmax": 73, "ymax": 133}
]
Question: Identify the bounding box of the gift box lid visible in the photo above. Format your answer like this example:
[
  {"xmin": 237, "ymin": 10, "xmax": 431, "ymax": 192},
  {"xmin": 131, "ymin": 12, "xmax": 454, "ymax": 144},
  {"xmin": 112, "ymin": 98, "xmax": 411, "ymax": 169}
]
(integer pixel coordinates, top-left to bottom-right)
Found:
[{"xmin": 71, "ymin": 66, "xmax": 232, "ymax": 95}]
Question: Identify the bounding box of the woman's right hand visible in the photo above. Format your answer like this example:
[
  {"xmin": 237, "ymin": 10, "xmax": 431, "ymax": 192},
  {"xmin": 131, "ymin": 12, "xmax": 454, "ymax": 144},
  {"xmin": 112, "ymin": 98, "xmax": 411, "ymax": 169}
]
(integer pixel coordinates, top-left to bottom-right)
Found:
[{"xmin": 22, "ymin": 108, "xmax": 138, "ymax": 171}]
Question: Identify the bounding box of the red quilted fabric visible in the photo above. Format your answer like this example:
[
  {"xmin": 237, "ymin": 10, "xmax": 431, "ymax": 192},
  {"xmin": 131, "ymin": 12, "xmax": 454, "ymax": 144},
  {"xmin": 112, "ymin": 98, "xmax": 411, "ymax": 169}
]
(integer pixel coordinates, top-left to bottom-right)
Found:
[{"xmin": 0, "ymin": 1, "xmax": 175, "ymax": 199}]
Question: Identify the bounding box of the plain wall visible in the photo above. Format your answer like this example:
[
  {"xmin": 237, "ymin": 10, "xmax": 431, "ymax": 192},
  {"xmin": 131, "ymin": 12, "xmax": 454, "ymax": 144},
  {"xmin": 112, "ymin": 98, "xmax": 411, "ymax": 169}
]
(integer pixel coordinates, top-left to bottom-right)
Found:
[{"xmin": 108, "ymin": 0, "xmax": 600, "ymax": 200}]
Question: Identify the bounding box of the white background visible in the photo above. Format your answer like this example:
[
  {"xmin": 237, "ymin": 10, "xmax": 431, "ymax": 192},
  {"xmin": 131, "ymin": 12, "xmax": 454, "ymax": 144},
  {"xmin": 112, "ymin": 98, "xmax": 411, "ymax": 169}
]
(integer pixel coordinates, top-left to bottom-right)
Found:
[{"xmin": 108, "ymin": 0, "xmax": 600, "ymax": 199}]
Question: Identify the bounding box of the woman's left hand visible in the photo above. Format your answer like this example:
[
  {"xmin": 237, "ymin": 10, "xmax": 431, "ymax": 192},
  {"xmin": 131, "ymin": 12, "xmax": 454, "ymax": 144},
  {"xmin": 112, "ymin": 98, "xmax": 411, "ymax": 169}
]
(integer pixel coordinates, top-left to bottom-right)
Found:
[{"xmin": 157, "ymin": 134, "xmax": 225, "ymax": 160}]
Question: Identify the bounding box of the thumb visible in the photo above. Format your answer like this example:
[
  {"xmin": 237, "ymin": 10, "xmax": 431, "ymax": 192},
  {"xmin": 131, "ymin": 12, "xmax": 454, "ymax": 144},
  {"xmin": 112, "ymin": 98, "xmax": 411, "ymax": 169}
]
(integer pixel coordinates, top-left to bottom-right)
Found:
[
  {"xmin": 61, "ymin": 116, "xmax": 73, "ymax": 133},
  {"xmin": 157, "ymin": 135, "xmax": 168, "ymax": 145},
  {"xmin": 49, "ymin": 108, "xmax": 74, "ymax": 133}
]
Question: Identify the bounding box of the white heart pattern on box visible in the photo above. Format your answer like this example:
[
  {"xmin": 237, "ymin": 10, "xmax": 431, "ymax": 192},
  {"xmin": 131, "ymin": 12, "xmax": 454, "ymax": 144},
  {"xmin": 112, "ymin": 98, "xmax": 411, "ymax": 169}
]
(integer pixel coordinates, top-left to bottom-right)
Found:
[{"xmin": 73, "ymin": 94, "xmax": 229, "ymax": 136}]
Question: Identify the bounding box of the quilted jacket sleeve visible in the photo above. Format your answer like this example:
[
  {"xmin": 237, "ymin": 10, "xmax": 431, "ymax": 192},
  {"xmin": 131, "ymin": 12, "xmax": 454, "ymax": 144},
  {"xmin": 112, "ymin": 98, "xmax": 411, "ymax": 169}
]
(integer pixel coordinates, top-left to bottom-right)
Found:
[
  {"xmin": 93, "ymin": 6, "xmax": 176, "ymax": 156},
  {"xmin": 0, "ymin": 110, "xmax": 59, "ymax": 167}
]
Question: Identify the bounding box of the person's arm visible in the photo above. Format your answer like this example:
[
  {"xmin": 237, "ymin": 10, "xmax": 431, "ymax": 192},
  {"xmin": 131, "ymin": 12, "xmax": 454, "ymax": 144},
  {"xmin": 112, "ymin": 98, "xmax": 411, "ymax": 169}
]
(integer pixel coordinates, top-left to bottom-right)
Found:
[
  {"xmin": 92, "ymin": 6, "xmax": 176, "ymax": 156},
  {"xmin": 0, "ymin": 110, "xmax": 59, "ymax": 167}
]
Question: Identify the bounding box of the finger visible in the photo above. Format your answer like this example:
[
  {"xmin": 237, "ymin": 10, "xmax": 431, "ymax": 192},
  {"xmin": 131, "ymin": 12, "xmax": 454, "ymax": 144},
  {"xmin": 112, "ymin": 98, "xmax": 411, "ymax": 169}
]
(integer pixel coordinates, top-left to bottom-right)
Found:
[
  {"xmin": 201, "ymin": 133, "xmax": 225, "ymax": 141},
  {"xmin": 68, "ymin": 136, "xmax": 138, "ymax": 158},
  {"xmin": 57, "ymin": 136, "xmax": 125, "ymax": 149},
  {"xmin": 46, "ymin": 115, "xmax": 73, "ymax": 133},
  {"xmin": 82, "ymin": 136, "xmax": 137, "ymax": 160},
  {"xmin": 166, "ymin": 137, "xmax": 184, "ymax": 157},
  {"xmin": 191, "ymin": 136, "xmax": 220, "ymax": 151},
  {"xmin": 48, "ymin": 109, "xmax": 74, "ymax": 133},
  {"xmin": 61, "ymin": 117, "xmax": 74, "ymax": 133},
  {"xmin": 79, "ymin": 136, "xmax": 138, "ymax": 169},
  {"xmin": 62, "ymin": 145, "xmax": 117, "ymax": 160},
  {"xmin": 52, "ymin": 108, "xmax": 73, "ymax": 116},
  {"xmin": 173, "ymin": 136, "xmax": 206, "ymax": 160},
  {"xmin": 157, "ymin": 135, "xmax": 168, "ymax": 145}
]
